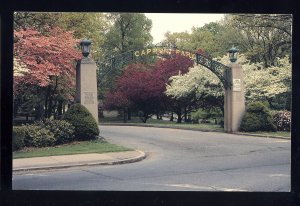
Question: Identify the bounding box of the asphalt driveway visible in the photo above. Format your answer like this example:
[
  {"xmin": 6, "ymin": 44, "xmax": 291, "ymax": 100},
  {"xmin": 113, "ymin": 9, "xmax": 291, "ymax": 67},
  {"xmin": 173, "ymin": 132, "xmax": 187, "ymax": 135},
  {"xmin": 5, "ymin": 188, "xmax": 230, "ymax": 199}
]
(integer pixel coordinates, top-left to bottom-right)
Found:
[{"xmin": 13, "ymin": 125, "xmax": 290, "ymax": 191}]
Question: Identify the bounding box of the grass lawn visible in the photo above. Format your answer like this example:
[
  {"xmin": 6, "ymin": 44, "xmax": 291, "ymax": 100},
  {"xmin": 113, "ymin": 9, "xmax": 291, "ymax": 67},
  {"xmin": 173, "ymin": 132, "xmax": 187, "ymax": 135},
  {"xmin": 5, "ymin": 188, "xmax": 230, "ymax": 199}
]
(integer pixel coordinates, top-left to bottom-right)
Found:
[
  {"xmin": 144, "ymin": 122, "xmax": 224, "ymax": 131},
  {"xmin": 13, "ymin": 140, "xmax": 132, "ymax": 159},
  {"xmin": 101, "ymin": 117, "xmax": 226, "ymax": 132},
  {"xmin": 243, "ymin": 131, "xmax": 291, "ymax": 138}
]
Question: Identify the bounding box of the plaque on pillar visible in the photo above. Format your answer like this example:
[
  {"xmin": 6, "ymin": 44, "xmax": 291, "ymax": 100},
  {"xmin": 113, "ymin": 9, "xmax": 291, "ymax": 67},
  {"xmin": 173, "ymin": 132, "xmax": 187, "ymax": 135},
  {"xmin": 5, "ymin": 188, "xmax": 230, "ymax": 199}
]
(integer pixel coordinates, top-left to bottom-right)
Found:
[
  {"xmin": 83, "ymin": 92, "xmax": 95, "ymax": 104},
  {"xmin": 232, "ymin": 79, "xmax": 241, "ymax": 92}
]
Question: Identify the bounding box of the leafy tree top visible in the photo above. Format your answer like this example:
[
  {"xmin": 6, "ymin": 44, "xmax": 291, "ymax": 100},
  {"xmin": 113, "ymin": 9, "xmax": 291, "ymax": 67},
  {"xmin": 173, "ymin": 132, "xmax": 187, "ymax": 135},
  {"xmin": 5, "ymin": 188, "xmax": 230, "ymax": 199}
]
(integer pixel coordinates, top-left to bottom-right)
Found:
[
  {"xmin": 103, "ymin": 13, "xmax": 153, "ymax": 56},
  {"xmin": 165, "ymin": 65, "xmax": 222, "ymax": 100},
  {"xmin": 103, "ymin": 54, "xmax": 194, "ymax": 111},
  {"xmin": 14, "ymin": 27, "xmax": 81, "ymax": 87}
]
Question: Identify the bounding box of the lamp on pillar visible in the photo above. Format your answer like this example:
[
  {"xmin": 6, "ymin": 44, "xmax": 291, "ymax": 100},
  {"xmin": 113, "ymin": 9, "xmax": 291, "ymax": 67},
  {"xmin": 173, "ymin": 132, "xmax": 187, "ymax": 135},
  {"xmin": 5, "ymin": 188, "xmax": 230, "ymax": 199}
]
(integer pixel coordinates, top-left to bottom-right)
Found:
[
  {"xmin": 80, "ymin": 39, "xmax": 92, "ymax": 58},
  {"xmin": 228, "ymin": 46, "xmax": 239, "ymax": 63}
]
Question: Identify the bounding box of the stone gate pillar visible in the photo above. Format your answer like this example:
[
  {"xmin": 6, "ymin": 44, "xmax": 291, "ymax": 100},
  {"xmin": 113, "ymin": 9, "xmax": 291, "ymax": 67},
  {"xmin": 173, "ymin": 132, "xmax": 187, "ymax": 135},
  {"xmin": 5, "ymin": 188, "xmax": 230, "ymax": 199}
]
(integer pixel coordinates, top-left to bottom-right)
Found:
[
  {"xmin": 224, "ymin": 63, "xmax": 245, "ymax": 133},
  {"xmin": 75, "ymin": 57, "xmax": 99, "ymax": 124}
]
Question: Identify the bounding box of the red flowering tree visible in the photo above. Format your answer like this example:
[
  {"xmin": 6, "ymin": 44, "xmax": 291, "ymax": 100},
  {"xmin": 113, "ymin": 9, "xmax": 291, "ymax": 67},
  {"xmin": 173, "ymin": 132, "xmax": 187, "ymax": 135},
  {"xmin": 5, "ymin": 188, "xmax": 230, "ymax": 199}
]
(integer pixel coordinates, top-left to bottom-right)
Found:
[
  {"xmin": 103, "ymin": 91, "xmax": 131, "ymax": 110},
  {"xmin": 154, "ymin": 54, "xmax": 194, "ymax": 83},
  {"xmin": 104, "ymin": 63, "xmax": 163, "ymax": 122},
  {"xmin": 103, "ymin": 55, "xmax": 194, "ymax": 123},
  {"xmin": 154, "ymin": 54, "xmax": 194, "ymax": 123},
  {"xmin": 14, "ymin": 27, "xmax": 81, "ymax": 119}
]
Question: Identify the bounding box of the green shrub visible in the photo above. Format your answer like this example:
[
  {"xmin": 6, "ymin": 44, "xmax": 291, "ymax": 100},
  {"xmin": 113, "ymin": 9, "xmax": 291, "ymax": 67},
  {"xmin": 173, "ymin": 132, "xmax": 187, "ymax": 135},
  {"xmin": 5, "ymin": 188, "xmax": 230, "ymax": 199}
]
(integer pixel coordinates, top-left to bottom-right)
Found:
[
  {"xmin": 63, "ymin": 103, "xmax": 99, "ymax": 141},
  {"xmin": 240, "ymin": 102, "xmax": 277, "ymax": 132},
  {"xmin": 12, "ymin": 126, "xmax": 26, "ymax": 151},
  {"xmin": 23, "ymin": 124, "xmax": 56, "ymax": 147},
  {"xmin": 191, "ymin": 109, "xmax": 210, "ymax": 123},
  {"xmin": 272, "ymin": 110, "xmax": 291, "ymax": 131},
  {"xmin": 36, "ymin": 119, "xmax": 75, "ymax": 144}
]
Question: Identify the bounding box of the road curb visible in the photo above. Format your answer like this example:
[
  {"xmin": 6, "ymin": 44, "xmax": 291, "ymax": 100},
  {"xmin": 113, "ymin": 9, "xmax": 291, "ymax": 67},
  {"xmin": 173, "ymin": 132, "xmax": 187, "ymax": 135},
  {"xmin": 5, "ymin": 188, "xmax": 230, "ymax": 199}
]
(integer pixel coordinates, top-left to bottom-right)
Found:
[
  {"xmin": 13, "ymin": 150, "xmax": 147, "ymax": 173},
  {"xmin": 100, "ymin": 123, "xmax": 290, "ymax": 140}
]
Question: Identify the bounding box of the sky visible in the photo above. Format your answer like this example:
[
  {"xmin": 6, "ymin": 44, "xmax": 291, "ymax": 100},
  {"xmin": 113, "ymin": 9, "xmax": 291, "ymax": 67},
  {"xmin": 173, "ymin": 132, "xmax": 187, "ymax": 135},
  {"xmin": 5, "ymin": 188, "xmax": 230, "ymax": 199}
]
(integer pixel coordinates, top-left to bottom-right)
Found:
[{"xmin": 144, "ymin": 13, "xmax": 225, "ymax": 43}]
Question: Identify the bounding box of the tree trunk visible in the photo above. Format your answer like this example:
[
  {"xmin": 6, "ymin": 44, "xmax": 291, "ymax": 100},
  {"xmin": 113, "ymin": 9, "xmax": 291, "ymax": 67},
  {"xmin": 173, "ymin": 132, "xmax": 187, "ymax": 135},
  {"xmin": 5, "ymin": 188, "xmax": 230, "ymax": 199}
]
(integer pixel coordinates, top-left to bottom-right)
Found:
[
  {"xmin": 184, "ymin": 108, "xmax": 188, "ymax": 122},
  {"xmin": 53, "ymin": 100, "xmax": 57, "ymax": 119},
  {"xmin": 156, "ymin": 113, "xmax": 160, "ymax": 120},
  {"xmin": 176, "ymin": 110, "xmax": 182, "ymax": 123},
  {"xmin": 50, "ymin": 77, "xmax": 59, "ymax": 119},
  {"xmin": 63, "ymin": 103, "xmax": 66, "ymax": 114},
  {"xmin": 123, "ymin": 107, "xmax": 127, "ymax": 123},
  {"xmin": 47, "ymin": 98, "xmax": 53, "ymax": 118},
  {"xmin": 57, "ymin": 101, "xmax": 63, "ymax": 118},
  {"xmin": 44, "ymin": 86, "xmax": 50, "ymax": 118},
  {"xmin": 142, "ymin": 117, "xmax": 147, "ymax": 123},
  {"xmin": 35, "ymin": 103, "xmax": 44, "ymax": 121},
  {"xmin": 170, "ymin": 112, "xmax": 174, "ymax": 121},
  {"xmin": 127, "ymin": 108, "xmax": 131, "ymax": 120},
  {"xmin": 177, "ymin": 114, "xmax": 182, "ymax": 123},
  {"xmin": 138, "ymin": 111, "xmax": 149, "ymax": 123}
]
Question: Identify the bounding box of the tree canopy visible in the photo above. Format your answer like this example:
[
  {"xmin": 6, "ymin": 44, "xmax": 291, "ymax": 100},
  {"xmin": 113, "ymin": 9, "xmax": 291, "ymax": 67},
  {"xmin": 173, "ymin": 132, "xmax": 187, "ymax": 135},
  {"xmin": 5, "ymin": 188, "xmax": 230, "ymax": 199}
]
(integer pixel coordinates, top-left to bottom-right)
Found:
[
  {"xmin": 14, "ymin": 27, "xmax": 81, "ymax": 119},
  {"xmin": 102, "ymin": 13, "xmax": 153, "ymax": 56},
  {"xmin": 14, "ymin": 12, "xmax": 108, "ymax": 61},
  {"xmin": 104, "ymin": 54, "xmax": 194, "ymax": 123},
  {"xmin": 225, "ymin": 14, "xmax": 292, "ymax": 67},
  {"xmin": 166, "ymin": 66, "xmax": 224, "ymax": 116}
]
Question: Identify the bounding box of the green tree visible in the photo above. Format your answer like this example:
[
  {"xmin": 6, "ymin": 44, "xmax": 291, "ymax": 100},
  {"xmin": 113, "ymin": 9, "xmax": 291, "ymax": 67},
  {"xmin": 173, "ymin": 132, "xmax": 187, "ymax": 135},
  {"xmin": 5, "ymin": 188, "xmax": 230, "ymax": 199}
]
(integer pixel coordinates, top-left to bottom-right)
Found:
[
  {"xmin": 103, "ymin": 13, "xmax": 153, "ymax": 56},
  {"xmin": 163, "ymin": 21, "xmax": 241, "ymax": 58},
  {"xmin": 99, "ymin": 13, "xmax": 153, "ymax": 101},
  {"xmin": 14, "ymin": 12, "xmax": 60, "ymax": 31},
  {"xmin": 163, "ymin": 31, "xmax": 191, "ymax": 50},
  {"xmin": 56, "ymin": 12, "xmax": 108, "ymax": 61},
  {"xmin": 227, "ymin": 14, "xmax": 292, "ymax": 67}
]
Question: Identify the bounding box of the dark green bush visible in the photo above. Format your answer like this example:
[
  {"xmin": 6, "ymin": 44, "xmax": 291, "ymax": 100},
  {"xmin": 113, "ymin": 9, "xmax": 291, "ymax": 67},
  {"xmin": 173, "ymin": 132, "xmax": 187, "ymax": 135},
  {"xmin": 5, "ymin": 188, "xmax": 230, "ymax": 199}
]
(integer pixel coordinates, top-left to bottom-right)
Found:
[
  {"xmin": 36, "ymin": 119, "xmax": 75, "ymax": 144},
  {"xmin": 63, "ymin": 103, "xmax": 99, "ymax": 141},
  {"xmin": 272, "ymin": 110, "xmax": 291, "ymax": 131},
  {"xmin": 23, "ymin": 124, "xmax": 56, "ymax": 147},
  {"xmin": 191, "ymin": 109, "xmax": 210, "ymax": 123},
  {"xmin": 13, "ymin": 126, "xmax": 26, "ymax": 151},
  {"xmin": 239, "ymin": 102, "xmax": 277, "ymax": 132}
]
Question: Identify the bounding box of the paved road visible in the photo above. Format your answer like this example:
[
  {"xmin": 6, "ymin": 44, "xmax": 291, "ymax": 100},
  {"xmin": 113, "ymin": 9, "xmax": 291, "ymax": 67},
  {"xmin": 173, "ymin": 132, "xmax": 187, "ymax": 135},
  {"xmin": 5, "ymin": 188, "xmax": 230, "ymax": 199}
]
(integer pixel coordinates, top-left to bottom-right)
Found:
[{"xmin": 13, "ymin": 125, "xmax": 290, "ymax": 191}]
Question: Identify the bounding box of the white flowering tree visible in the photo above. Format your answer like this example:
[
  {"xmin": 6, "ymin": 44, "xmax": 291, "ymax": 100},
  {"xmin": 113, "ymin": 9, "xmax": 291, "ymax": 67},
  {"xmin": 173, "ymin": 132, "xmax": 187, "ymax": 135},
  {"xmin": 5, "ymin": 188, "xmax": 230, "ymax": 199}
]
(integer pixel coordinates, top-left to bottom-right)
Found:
[
  {"xmin": 243, "ymin": 55, "xmax": 291, "ymax": 109},
  {"xmin": 217, "ymin": 54, "xmax": 292, "ymax": 109},
  {"xmin": 166, "ymin": 65, "xmax": 224, "ymax": 121},
  {"xmin": 166, "ymin": 54, "xmax": 291, "ymax": 123}
]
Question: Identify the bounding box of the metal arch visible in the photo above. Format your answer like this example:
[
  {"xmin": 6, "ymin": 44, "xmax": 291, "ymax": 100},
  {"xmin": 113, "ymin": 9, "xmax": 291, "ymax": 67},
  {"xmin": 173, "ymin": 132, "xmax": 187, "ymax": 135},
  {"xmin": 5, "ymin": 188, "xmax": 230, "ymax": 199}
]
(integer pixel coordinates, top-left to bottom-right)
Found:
[
  {"xmin": 96, "ymin": 43, "xmax": 232, "ymax": 89},
  {"xmin": 196, "ymin": 53, "xmax": 232, "ymax": 90},
  {"xmin": 152, "ymin": 43, "xmax": 232, "ymax": 89}
]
